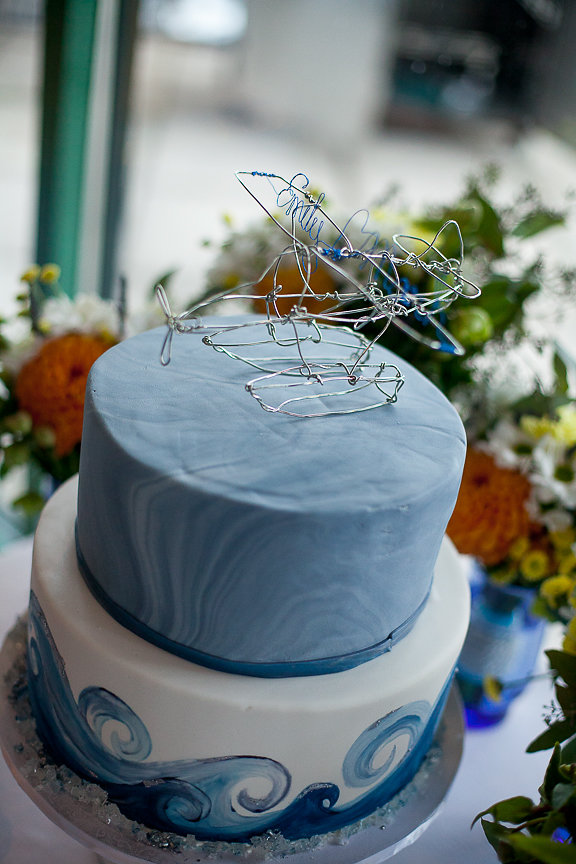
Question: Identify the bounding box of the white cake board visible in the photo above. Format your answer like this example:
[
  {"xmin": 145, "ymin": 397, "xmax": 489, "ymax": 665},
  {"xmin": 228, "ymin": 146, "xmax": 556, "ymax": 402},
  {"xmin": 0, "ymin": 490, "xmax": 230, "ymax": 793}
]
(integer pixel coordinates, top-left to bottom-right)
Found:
[{"xmin": 0, "ymin": 617, "xmax": 464, "ymax": 864}]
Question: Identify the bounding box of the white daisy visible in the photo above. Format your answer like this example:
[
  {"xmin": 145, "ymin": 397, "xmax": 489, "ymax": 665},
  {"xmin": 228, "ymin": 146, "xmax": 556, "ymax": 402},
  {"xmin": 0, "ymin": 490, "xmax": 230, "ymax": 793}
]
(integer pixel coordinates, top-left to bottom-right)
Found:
[
  {"xmin": 39, "ymin": 294, "xmax": 119, "ymax": 338},
  {"xmin": 482, "ymin": 417, "xmax": 534, "ymax": 470}
]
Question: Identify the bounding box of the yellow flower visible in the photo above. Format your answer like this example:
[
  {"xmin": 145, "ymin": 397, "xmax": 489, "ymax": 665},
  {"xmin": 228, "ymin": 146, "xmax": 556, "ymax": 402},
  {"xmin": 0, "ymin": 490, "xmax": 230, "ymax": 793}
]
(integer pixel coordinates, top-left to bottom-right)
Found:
[
  {"xmin": 490, "ymin": 565, "xmax": 517, "ymax": 584},
  {"xmin": 222, "ymin": 272, "xmax": 240, "ymax": 290},
  {"xmin": 554, "ymin": 404, "xmax": 576, "ymax": 447},
  {"xmin": 520, "ymin": 415, "xmax": 556, "ymax": 439},
  {"xmin": 509, "ymin": 536, "xmax": 531, "ymax": 561},
  {"xmin": 39, "ymin": 263, "xmax": 61, "ymax": 284},
  {"xmin": 520, "ymin": 405, "xmax": 576, "ymax": 446},
  {"xmin": 20, "ymin": 265, "xmax": 41, "ymax": 284},
  {"xmin": 540, "ymin": 575, "xmax": 575, "ymax": 608},
  {"xmin": 558, "ymin": 552, "xmax": 576, "ymax": 576},
  {"xmin": 563, "ymin": 616, "xmax": 576, "ymax": 655},
  {"xmin": 483, "ymin": 676, "xmax": 503, "ymax": 703},
  {"xmin": 550, "ymin": 528, "xmax": 576, "ymax": 552},
  {"xmin": 519, "ymin": 549, "xmax": 550, "ymax": 582},
  {"xmin": 37, "ymin": 318, "xmax": 52, "ymax": 335}
]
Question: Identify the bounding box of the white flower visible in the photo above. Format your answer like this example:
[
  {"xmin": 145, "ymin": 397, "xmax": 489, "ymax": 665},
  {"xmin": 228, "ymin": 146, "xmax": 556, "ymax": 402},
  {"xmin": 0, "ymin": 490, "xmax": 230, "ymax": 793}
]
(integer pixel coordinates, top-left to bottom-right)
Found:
[
  {"xmin": 38, "ymin": 294, "xmax": 119, "ymax": 338},
  {"xmin": 1, "ymin": 293, "xmax": 121, "ymax": 378},
  {"xmin": 531, "ymin": 437, "xmax": 576, "ymax": 509},
  {"xmin": 0, "ymin": 332, "xmax": 41, "ymax": 377},
  {"xmin": 482, "ymin": 417, "xmax": 534, "ymax": 470},
  {"xmin": 206, "ymin": 221, "xmax": 285, "ymax": 293},
  {"xmin": 541, "ymin": 508, "xmax": 573, "ymax": 533},
  {"xmin": 2, "ymin": 315, "xmax": 31, "ymax": 345},
  {"xmin": 470, "ymin": 340, "xmax": 555, "ymax": 412}
]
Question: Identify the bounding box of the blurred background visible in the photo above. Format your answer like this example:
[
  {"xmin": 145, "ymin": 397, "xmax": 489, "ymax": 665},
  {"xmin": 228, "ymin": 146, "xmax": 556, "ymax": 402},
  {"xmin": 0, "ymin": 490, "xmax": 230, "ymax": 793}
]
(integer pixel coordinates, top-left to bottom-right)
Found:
[{"xmin": 1, "ymin": 0, "xmax": 576, "ymax": 311}]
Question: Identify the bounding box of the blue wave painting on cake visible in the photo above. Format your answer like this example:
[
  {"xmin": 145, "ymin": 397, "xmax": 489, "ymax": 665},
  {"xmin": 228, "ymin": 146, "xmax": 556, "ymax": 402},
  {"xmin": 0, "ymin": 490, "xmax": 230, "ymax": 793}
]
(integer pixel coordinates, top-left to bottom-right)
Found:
[{"xmin": 27, "ymin": 590, "xmax": 451, "ymax": 841}]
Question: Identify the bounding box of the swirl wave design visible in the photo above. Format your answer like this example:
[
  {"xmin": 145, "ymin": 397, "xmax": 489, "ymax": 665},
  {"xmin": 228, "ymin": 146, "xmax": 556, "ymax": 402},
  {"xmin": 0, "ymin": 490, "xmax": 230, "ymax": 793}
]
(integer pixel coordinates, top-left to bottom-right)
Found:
[
  {"xmin": 27, "ymin": 592, "xmax": 448, "ymax": 841},
  {"xmin": 343, "ymin": 702, "xmax": 430, "ymax": 788}
]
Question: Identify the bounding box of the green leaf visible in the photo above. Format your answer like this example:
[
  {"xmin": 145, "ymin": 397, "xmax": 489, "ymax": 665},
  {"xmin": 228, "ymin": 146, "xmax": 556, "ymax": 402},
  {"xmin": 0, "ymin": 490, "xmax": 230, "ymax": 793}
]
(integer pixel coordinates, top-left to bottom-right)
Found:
[
  {"xmin": 509, "ymin": 389, "xmax": 558, "ymax": 420},
  {"xmin": 149, "ymin": 269, "xmax": 177, "ymax": 300},
  {"xmin": 540, "ymin": 746, "xmax": 564, "ymax": 802},
  {"xmin": 508, "ymin": 833, "xmax": 575, "ymax": 864},
  {"xmin": 547, "ymin": 651, "xmax": 576, "ymax": 689},
  {"xmin": 553, "ymin": 352, "xmax": 569, "ymax": 396},
  {"xmin": 532, "ymin": 596, "xmax": 560, "ymax": 623},
  {"xmin": 2, "ymin": 441, "xmax": 30, "ymax": 471},
  {"xmin": 555, "ymin": 684, "xmax": 576, "ymax": 720},
  {"xmin": 560, "ymin": 762, "xmax": 576, "ymax": 784},
  {"xmin": 512, "ymin": 211, "xmax": 565, "ymax": 239},
  {"xmin": 12, "ymin": 491, "xmax": 45, "ymax": 518},
  {"xmin": 552, "ymin": 782, "xmax": 576, "ymax": 810},
  {"xmin": 474, "ymin": 275, "xmax": 540, "ymax": 335},
  {"xmin": 541, "ymin": 810, "xmax": 569, "ymax": 837},
  {"xmin": 480, "ymin": 818, "xmax": 519, "ymax": 861},
  {"xmin": 474, "ymin": 796, "xmax": 536, "ymax": 827},
  {"xmin": 561, "ymin": 736, "xmax": 576, "ymax": 765},
  {"xmin": 468, "ymin": 189, "xmax": 506, "ymax": 257},
  {"xmin": 528, "ymin": 722, "xmax": 576, "ymax": 753}
]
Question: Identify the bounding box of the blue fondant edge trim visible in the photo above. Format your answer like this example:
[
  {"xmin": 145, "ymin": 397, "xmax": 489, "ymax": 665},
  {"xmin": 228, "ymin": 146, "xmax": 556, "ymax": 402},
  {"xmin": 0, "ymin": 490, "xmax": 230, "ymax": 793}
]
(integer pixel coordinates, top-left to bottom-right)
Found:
[{"xmin": 75, "ymin": 523, "xmax": 430, "ymax": 678}]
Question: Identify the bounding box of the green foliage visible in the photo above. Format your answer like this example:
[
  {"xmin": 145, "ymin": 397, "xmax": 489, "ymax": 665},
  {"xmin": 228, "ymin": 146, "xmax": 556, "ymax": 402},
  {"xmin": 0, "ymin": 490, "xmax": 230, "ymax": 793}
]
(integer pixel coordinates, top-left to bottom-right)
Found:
[
  {"xmin": 527, "ymin": 652, "xmax": 576, "ymax": 754},
  {"xmin": 509, "ymin": 835, "xmax": 576, "ymax": 864},
  {"xmin": 376, "ymin": 170, "xmax": 572, "ymax": 416},
  {"xmin": 199, "ymin": 168, "xmax": 573, "ymax": 425},
  {"xmin": 12, "ymin": 491, "xmax": 46, "ymax": 518},
  {"xmin": 478, "ymin": 650, "xmax": 576, "ymax": 860}
]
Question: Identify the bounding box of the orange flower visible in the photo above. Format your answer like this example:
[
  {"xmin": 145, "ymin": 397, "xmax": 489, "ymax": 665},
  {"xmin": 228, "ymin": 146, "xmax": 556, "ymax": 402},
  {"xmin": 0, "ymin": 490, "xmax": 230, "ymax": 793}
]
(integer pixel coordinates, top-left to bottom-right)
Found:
[
  {"xmin": 252, "ymin": 262, "xmax": 336, "ymax": 317},
  {"xmin": 15, "ymin": 333, "xmax": 112, "ymax": 457},
  {"xmin": 448, "ymin": 448, "xmax": 532, "ymax": 566}
]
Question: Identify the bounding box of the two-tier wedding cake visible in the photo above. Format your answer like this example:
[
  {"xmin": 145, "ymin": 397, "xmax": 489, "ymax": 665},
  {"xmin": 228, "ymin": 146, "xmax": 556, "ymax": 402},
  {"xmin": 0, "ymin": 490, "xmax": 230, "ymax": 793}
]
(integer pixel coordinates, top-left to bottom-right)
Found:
[{"xmin": 26, "ymin": 316, "xmax": 469, "ymax": 843}]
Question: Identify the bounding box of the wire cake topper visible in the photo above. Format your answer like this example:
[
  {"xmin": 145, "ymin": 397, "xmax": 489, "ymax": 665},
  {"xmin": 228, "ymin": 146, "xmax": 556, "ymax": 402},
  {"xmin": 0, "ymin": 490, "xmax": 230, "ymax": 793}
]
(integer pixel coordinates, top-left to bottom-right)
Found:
[{"xmin": 157, "ymin": 171, "xmax": 480, "ymax": 417}]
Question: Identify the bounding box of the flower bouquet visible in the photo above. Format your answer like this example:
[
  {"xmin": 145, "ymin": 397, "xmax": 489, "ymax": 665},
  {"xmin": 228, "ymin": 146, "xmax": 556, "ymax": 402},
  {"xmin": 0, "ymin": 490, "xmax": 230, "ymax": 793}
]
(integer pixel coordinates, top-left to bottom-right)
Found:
[
  {"xmin": 450, "ymin": 405, "xmax": 576, "ymax": 858},
  {"xmin": 450, "ymin": 404, "xmax": 576, "ymax": 622},
  {"xmin": 448, "ymin": 403, "xmax": 576, "ymax": 726},
  {"xmin": 0, "ymin": 266, "xmax": 123, "ymax": 518},
  {"xmin": 200, "ymin": 166, "xmax": 573, "ymax": 419}
]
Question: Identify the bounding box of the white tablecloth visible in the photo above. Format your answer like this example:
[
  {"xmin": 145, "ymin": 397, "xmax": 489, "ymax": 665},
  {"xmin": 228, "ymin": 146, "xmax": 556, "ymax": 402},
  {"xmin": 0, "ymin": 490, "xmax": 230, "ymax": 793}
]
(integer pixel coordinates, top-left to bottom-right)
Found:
[{"xmin": 0, "ymin": 538, "xmax": 556, "ymax": 864}]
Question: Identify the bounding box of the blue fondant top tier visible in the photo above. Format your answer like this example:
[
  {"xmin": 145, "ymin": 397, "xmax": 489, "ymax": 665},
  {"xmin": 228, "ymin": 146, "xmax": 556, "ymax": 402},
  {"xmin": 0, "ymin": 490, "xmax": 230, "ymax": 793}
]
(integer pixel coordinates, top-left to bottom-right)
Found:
[{"xmin": 76, "ymin": 320, "xmax": 466, "ymax": 677}]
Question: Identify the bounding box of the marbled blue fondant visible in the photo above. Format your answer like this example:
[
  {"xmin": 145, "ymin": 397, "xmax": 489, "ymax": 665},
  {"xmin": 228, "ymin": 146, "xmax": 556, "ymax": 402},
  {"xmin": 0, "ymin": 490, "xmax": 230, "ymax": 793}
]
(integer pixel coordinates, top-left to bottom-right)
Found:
[
  {"xmin": 76, "ymin": 320, "xmax": 466, "ymax": 675},
  {"xmin": 27, "ymin": 591, "xmax": 450, "ymax": 841},
  {"xmin": 74, "ymin": 524, "xmax": 430, "ymax": 676}
]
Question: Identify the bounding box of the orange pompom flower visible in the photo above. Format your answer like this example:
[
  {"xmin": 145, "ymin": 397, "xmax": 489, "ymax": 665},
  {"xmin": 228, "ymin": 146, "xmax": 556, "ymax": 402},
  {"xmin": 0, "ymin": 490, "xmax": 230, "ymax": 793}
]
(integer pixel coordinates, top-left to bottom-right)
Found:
[
  {"xmin": 252, "ymin": 262, "xmax": 336, "ymax": 317},
  {"xmin": 15, "ymin": 333, "xmax": 112, "ymax": 457},
  {"xmin": 448, "ymin": 448, "xmax": 532, "ymax": 566}
]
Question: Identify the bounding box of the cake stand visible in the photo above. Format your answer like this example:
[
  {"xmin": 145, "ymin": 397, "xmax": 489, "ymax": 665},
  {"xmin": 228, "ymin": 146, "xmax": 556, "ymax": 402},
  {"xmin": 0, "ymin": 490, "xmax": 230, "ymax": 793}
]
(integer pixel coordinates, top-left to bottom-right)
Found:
[{"xmin": 1, "ymin": 618, "xmax": 464, "ymax": 864}]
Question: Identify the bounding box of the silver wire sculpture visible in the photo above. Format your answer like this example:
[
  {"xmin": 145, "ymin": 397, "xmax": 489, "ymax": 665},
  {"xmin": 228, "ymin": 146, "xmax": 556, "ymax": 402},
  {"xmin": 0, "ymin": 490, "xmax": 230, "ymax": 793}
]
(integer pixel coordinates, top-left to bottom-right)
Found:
[{"xmin": 157, "ymin": 171, "xmax": 480, "ymax": 417}]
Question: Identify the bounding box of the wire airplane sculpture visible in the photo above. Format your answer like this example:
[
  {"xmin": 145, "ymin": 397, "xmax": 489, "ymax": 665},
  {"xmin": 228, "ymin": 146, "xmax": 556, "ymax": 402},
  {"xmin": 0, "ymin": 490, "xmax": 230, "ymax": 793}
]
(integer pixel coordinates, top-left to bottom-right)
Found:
[{"xmin": 157, "ymin": 171, "xmax": 480, "ymax": 417}]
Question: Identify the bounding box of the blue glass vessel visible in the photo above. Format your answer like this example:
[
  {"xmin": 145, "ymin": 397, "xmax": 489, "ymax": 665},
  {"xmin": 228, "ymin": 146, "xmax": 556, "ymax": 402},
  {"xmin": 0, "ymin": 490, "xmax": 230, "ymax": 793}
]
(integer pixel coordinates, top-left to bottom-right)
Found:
[{"xmin": 457, "ymin": 564, "xmax": 546, "ymax": 727}]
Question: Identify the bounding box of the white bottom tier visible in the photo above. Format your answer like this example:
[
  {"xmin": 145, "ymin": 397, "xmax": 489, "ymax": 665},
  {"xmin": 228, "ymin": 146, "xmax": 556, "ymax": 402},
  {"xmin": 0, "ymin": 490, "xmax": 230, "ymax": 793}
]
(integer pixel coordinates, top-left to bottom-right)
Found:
[{"xmin": 27, "ymin": 477, "xmax": 470, "ymax": 842}]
